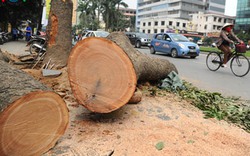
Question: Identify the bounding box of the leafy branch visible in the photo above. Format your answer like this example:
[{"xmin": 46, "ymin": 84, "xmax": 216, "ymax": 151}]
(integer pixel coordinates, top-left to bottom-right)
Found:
[
  {"xmin": 176, "ymin": 81, "xmax": 250, "ymax": 132},
  {"xmin": 140, "ymin": 79, "xmax": 250, "ymax": 132}
]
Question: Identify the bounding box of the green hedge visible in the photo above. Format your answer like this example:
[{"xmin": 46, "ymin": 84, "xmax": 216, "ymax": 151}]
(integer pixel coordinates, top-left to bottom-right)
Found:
[{"xmin": 200, "ymin": 46, "xmax": 250, "ymax": 57}]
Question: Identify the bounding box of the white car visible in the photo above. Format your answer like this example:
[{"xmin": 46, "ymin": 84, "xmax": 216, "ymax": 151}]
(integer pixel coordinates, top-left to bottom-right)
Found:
[
  {"xmin": 197, "ymin": 40, "xmax": 203, "ymax": 45},
  {"xmin": 82, "ymin": 31, "xmax": 109, "ymax": 40}
]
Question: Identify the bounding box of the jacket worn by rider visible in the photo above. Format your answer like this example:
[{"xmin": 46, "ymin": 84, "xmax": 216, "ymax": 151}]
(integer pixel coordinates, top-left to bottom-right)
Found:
[{"xmin": 216, "ymin": 30, "xmax": 241, "ymax": 47}]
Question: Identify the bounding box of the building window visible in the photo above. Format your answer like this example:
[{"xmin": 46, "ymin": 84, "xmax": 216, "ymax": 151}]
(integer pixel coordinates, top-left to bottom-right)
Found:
[
  {"xmin": 218, "ymin": 18, "xmax": 222, "ymax": 22},
  {"xmin": 143, "ymin": 22, "xmax": 146, "ymax": 26},
  {"xmin": 176, "ymin": 22, "xmax": 180, "ymax": 27},
  {"xmin": 161, "ymin": 21, "xmax": 165, "ymax": 26},
  {"xmin": 142, "ymin": 30, "xmax": 145, "ymax": 33},
  {"xmin": 148, "ymin": 22, "xmax": 151, "ymax": 26},
  {"xmin": 214, "ymin": 17, "xmax": 217, "ymax": 22},
  {"xmin": 161, "ymin": 29, "xmax": 164, "ymax": 32},
  {"xmin": 154, "ymin": 21, "xmax": 158, "ymax": 26},
  {"xmin": 148, "ymin": 29, "xmax": 151, "ymax": 34},
  {"xmin": 169, "ymin": 21, "xmax": 173, "ymax": 26},
  {"xmin": 204, "ymin": 25, "xmax": 207, "ymax": 29},
  {"xmin": 213, "ymin": 25, "xmax": 216, "ymax": 30},
  {"xmin": 183, "ymin": 23, "xmax": 186, "ymax": 27},
  {"xmin": 154, "ymin": 29, "xmax": 157, "ymax": 33}
]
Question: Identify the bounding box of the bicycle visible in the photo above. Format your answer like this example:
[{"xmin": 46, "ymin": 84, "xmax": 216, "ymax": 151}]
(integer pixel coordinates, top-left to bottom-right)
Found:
[{"xmin": 206, "ymin": 43, "xmax": 250, "ymax": 77}]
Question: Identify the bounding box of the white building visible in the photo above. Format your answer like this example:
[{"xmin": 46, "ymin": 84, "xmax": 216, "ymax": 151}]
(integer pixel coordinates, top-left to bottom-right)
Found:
[
  {"xmin": 139, "ymin": 11, "xmax": 235, "ymax": 40},
  {"xmin": 136, "ymin": 0, "xmax": 227, "ymax": 33},
  {"xmin": 190, "ymin": 12, "xmax": 235, "ymax": 35},
  {"xmin": 140, "ymin": 17, "xmax": 189, "ymax": 34}
]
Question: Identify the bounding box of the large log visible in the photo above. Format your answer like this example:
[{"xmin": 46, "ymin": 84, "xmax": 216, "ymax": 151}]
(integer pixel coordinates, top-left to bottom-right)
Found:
[
  {"xmin": 68, "ymin": 37, "xmax": 137, "ymax": 113},
  {"xmin": 107, "ymin": 32, "xmax": 178, "ymax": 82},
  {"xmin": 68, "ymin": 32, "xmax": 177, "ymax": 113},
  {"xmin": 0, "ymin": 61, "xmax": 69, "ymax": 156}
]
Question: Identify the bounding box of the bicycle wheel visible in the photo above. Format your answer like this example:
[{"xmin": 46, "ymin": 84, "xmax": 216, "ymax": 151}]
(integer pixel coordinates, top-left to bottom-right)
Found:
[
  {"xmin": 230, "ymin": 54, "xmax": 250, "ymax": 77},
  {"xmin": 206, "ymin": 52, "xmax": 222, "ymax": 71}
]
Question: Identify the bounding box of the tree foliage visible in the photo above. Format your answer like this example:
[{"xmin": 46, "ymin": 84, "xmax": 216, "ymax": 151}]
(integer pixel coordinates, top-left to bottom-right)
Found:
[
  {"xmin": 203, "ymin": 37, "xmax": 213, "ymax": 45},
  {"xmin": 237, "ymin": 29, "xmax": 250, "ymax": 44},
  {"xmin": 76, "ymin": 0, "xmax": 134, "ymax": 32}
]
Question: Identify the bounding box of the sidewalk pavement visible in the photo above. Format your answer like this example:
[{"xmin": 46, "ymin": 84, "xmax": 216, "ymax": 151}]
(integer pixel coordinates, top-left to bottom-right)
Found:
[{"xmin": 0, "ymin": 40, "xmax": 30, "ymax": 56}]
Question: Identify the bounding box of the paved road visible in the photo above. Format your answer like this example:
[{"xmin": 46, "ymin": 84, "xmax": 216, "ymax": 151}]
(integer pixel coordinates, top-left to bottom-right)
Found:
[
  {"xmin": 138, "ymin": 47, "xmax": 250, "ymax": 100},
  {"xmin": 1, "ymin": 41, "xmax": 250, "ymax": 100},
  {"xmin": 0, "ymin": 40, "xmax": 29, "ymax": 56}
]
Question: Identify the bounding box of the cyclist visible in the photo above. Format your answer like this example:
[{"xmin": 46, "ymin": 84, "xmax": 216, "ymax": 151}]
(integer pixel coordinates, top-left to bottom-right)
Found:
[{"xmin": 216, "ymin": 23, "xmax": 243, "ymax": 67}]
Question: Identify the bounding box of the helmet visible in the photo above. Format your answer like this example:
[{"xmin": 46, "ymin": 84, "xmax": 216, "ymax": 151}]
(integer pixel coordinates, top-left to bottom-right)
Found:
[{"xmin": 222, "ymin": 23, "xmax": 234, "ymax": 30}]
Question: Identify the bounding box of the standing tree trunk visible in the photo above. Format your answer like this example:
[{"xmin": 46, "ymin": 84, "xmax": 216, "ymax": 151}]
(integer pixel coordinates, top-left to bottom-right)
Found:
[
  {"xmin": 0, "ymin": 61, "xmax": 69, "ymax": 156},
  {"xmin": 67, "ymin": 32, "xmax": 178, "ymax": 113},
  {"xmin": 44, "ymin": 0, "xmax": 73, "ymax": 69}
]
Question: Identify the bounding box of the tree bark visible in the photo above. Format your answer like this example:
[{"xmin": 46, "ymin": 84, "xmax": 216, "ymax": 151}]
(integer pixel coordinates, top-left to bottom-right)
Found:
[
  {"xmin": 0, "ymin": 61, "xmax": 69, "ymax": 156},
  {"xmin": 44, "ymin": 0, "xmax": 73, "ymax": 69},
  {"xmin": 106, "ymin": 32, "xmax": 178, "ymax": 82},
  {"xmin": 68, "ymin": 32, "xmax": 178, "ymax": 113}
]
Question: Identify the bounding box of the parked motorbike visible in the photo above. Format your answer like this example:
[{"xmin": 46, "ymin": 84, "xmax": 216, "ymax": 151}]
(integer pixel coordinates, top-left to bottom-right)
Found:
[
  {"xmin": 0, "ymin": 32, "xmax": 10, "ymax": 44},
  {"xmin": 27, "ymin": 35, "xmax": 47, "ymax": 53},
  {"xmin": 17, "ymin": 29, "xmax": 24, "ymax": 40},
  {"xmin": 0, "ymin": 33, "xmax": 4, "ymax": 45},
  {"xmin": 27, "ymin": 35, "xmax": 46, "ymax": 47}
]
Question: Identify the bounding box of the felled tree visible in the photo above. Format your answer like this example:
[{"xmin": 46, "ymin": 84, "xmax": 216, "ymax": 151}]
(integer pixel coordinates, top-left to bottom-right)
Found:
[
  {"xmin": 68, "ymin": 32, "xmax": 178, "ymax": 113},
  {"xmin": 0, "ymin": 60, "xmax": 69, "ymax": 156}
]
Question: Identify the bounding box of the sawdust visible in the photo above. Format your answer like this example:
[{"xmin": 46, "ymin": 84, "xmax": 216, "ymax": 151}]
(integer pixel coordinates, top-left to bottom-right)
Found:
[{"xmin": 23, "ymin": 68, "xmax": 250, "ymax": 156}]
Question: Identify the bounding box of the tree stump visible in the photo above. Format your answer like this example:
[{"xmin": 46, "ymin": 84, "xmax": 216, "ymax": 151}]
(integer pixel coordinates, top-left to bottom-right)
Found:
[
  {"xmin": 68, "ymin": 32, "xmax": 177, "ymax": 113},
  {"xmin": 0, "ymin": 61, "xmax": 69, "ymax": 156}
]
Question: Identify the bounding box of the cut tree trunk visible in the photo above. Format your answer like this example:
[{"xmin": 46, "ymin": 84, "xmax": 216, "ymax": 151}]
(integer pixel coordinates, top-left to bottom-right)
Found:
[
  {"xmin": 68, "ymin": 37, "xmax": 137, "ymax": 113},
  {"xmin": 68, "ymin": 32, "xmax": 178, "ymax": 113},
  {"xmin": 0, "ymin": 61, "xmax": 69, "ymax": 156},
  {"xmin": 44, "ymin": 0, "xmax": 73, "ymax": 69},
  {"xmin": 106, "ymin": 32, "xmax": 178, "ymax": 82}
]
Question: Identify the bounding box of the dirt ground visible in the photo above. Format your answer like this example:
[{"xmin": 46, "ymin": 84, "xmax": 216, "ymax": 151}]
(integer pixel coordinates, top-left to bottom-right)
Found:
[{"xmin": 22, "ymin": 68, "xmax": 250, "ymax": 156}]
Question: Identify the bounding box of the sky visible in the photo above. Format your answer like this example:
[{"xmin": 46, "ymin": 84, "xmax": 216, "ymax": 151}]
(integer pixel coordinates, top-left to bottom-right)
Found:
[{"xmin": 123, "ymin": 0, "xmax": 237, "ymax": 16}]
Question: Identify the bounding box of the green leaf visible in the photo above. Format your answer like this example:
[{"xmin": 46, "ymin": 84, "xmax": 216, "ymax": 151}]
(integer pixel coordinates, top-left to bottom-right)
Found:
[
  {"xmin": 155, "ymin": 141, "xmax": 165, "ymax": 150},
  {"xmin": 187, "ymin": 140, "xmax": 195, "ymax": 144}
]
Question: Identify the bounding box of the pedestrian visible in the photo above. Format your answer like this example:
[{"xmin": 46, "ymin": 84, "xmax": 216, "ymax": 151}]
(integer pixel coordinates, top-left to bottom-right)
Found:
[
  {"xmin": 25, "ymin": 23, "xmax": 32, "ymax": 41},
  {"xmin": 12, "ymin": 27, "xmax": 18, "ymax": 41},
  {"xmin": 216, "ymin": 23, "xmax": 243, "ymax": 68}
]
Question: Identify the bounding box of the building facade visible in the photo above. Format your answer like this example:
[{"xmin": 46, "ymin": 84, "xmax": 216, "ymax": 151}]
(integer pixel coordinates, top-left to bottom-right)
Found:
[
  {"xmin": 136, "ymin": 0, "xmax": 226, "ymax": 33},
  {"xmin": 119, "ymin": 7, "xmax": 136, "ymax": 31},
  {"xmin": 205, "ymin": 0, "xmax": 226, "ymax": 14},
  {"xmin": 140, "ymin": 17, "xmax": 188, "ymax": 34},
  {"xmin": 235, "ymin": 0, "xmax": 250, "ymax": 32},
  {"xmin": 190, "ymin": 12, "xmax": 235, "ymax": 34},
  {"xmin": 139, "ymin": 12, "xmax": 234, "ymax": 36},
  {"xmin": 120, "ymin": 7, "xmax": 136, "ymax": 18}
]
